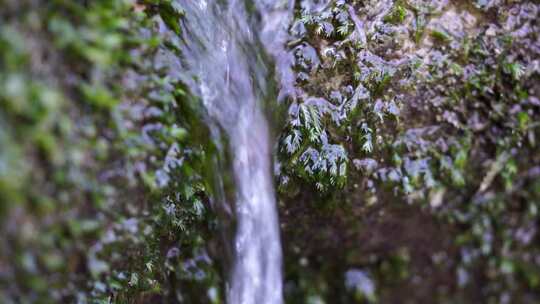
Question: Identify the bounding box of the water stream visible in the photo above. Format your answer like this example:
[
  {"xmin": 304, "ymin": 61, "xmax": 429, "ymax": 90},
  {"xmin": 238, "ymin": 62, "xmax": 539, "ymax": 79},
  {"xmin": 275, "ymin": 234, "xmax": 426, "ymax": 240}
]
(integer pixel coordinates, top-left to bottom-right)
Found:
[{"xmin": 168, "ymin": 1, "xmax": 292, "ymax": 303}]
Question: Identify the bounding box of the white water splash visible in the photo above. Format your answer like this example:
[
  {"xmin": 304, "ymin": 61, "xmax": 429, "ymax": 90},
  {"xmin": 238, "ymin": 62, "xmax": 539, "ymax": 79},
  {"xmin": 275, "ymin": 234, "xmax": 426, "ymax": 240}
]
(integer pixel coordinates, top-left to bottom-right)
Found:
[
  {"xmin": 167, "ymin": 1, "xmax": 292, "ymax": 303},
  {"xmin": 227, "ymin": 108, "xmax": 283, "ymax": 304}
]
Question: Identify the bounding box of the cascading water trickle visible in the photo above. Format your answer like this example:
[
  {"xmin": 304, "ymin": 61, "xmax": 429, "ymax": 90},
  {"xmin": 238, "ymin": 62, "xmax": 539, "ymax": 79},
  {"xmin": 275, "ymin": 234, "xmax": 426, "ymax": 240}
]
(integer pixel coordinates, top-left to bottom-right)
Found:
[{"xmin": 162, "ymin": 1, "xmax": 292, "ymax": 303}]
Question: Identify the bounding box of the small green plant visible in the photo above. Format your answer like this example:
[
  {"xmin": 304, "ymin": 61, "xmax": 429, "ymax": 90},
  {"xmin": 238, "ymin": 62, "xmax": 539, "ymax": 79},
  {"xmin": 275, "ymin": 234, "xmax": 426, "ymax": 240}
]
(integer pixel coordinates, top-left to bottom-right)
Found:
[{"xmin": 384, "ymin": 4, "xmax": 407, "ymax": 25}]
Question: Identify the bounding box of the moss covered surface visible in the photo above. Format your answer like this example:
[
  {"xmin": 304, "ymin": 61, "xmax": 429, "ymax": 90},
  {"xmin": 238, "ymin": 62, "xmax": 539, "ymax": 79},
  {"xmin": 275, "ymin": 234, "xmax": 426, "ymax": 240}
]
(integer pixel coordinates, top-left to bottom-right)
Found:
[
  {"xmin": 0, "ymin": 1, "xmax": 223, "ymax": 302},
  {"xmin": 278, "ymin": 0, "xmax": 540, "ymax": 302}
]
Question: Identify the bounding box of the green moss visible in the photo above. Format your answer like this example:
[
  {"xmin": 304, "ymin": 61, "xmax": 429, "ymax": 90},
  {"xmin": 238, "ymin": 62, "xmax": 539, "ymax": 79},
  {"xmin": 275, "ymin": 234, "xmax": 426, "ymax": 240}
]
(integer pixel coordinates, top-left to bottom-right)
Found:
[
  {"xmin": 0, "ymin": 1, "xmax": 221, "ymax": 302},
  {"xmin": 430, "ymin": 29, "xmax": 452, "ymax": 44},
  {"xmin": 384, "ymin": 4, "xmax": 407, "ymax": 25}
]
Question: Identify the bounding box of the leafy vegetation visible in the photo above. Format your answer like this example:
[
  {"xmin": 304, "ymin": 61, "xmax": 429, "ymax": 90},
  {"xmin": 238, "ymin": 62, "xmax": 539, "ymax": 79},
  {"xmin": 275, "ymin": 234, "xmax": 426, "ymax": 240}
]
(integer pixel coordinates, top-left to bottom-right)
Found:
[
  {"xmin": 0, "ymin": 1, "xmax": 221, "ymax": 302},
  {"xmin": 278, "ymin": 0, "xmax": 540, "ymax": 302}
]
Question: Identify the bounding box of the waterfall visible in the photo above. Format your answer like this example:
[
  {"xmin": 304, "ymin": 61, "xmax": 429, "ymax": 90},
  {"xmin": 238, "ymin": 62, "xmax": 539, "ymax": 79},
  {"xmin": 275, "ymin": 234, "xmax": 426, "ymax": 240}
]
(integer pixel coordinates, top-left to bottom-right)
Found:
[{"xmin": 164, "ymin": 1, "xmax": 292, "ymax": 303}]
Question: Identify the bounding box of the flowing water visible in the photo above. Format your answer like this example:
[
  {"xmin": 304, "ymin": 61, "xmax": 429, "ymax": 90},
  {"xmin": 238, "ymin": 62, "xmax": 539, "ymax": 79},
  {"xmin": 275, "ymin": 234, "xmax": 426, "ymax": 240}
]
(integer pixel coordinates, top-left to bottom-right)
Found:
[{"xmin": 167, "ymin": 0, "xmax": 292, "ymax": 303}]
